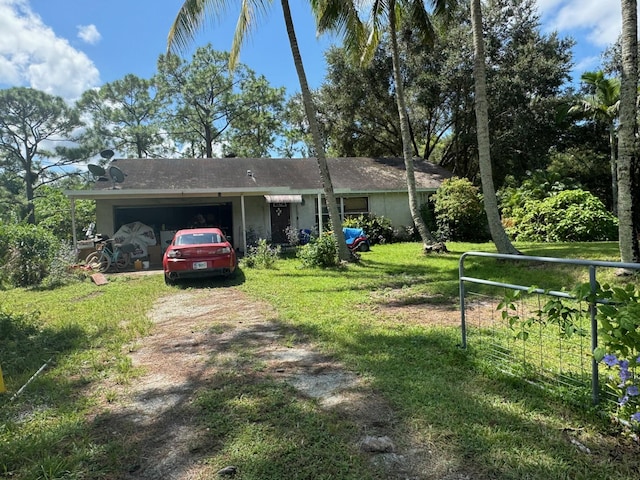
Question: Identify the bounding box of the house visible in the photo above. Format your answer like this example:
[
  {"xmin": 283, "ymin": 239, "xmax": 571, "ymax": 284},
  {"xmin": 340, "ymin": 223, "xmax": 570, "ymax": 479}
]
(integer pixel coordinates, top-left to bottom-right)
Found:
[{"xmin": 65, "ymin": 157, "xmax": 451, "ymax": 261}]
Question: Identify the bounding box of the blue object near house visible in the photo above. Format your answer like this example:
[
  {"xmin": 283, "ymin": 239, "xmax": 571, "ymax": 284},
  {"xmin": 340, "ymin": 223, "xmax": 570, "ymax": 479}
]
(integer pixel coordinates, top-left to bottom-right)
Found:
[
  {"xmin": 342, "ymin": 227, "xmax": 370, "ymax": 252},
  {"xmin": 298, "ymin": 229, "xmax": 312, "ymax": 245}
]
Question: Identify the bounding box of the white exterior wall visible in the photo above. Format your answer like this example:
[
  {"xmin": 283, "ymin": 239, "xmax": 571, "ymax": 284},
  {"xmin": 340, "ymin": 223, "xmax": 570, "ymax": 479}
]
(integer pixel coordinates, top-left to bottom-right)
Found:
[
  {"xmin": 240, "ymin": 196, "xmax": 269, "ymax": 243},
  {"xmin": 293, "ymin": 191, "xmax": 433, "ymax": 232},
  {"xmin": 94, "ymin": 190, "xmax": 435, "ymax": 252},
  {"xmin": 367, "ymin": 191, "xmax": 431, "ymax": 227}
]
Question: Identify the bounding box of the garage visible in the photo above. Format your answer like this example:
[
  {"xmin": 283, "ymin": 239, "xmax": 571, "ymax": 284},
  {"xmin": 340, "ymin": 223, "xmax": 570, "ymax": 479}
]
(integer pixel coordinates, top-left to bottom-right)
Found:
[{"xmin": 114, "ymin": 203, "xmax": 234, "ymax": 247}]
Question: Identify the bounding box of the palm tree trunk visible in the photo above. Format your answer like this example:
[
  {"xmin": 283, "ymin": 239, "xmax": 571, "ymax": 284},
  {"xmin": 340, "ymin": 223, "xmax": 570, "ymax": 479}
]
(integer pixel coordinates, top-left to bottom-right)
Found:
[
  {"xmin": 388, "ymin": 0, "xmax": 436, "ymax": 249},
  {"xmin": 609, "ymin": 125, "xmax": 618, "ymax": 215},
  {"xmin": 470, "ymin": 0, "xmax": 518, "ymax": 255},
  {"xmin": 280, "ymin": 0, "xmax": 351, "ymax": 261},
  {"xmin": 617, "ymin": 0, "xmax": 638, "ymax": 264}
]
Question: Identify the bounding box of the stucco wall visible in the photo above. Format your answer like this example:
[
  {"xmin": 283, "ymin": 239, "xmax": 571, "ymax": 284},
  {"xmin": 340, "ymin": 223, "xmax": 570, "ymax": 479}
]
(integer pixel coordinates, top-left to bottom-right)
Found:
[{"xmin": 94, "ymin": 190, "xmax": 434, "ymax": 252}]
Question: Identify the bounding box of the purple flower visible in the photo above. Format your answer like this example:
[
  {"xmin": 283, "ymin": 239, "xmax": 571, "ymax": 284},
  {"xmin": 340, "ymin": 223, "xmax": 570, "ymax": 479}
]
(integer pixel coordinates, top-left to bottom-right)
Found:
[
  {"xmin": 627, "ymin": 385, "xmax": 640, "ymax": 397},
  {"xmin": 619, "ymin": 395, "xmax": 630, "ymax": 406},
  {"xmin": 632, "ymin": 412, "xmax": 640, "ymax": 423},
  {"xmin": 620, "ymin": 361, "xmax": 632, "ymax": 382},
  {"xmin": 603, "ymin": 354, "xmax": 618, "ymax": 367}
]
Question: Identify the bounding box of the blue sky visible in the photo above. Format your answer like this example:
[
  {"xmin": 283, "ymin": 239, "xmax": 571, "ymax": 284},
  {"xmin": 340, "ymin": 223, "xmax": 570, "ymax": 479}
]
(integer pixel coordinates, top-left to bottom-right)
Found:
[{"xmin": 0, "ymin": 0, "xmax": 632, "ymax": 102}]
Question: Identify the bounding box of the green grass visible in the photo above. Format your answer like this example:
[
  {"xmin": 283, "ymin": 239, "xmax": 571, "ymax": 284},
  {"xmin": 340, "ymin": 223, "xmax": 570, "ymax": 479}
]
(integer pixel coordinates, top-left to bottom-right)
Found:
[
  {"xmin": 2, "ymin": 241, "xmax": 639, "ymax": 479},
  {"xmin": 0, "ymin": 273, "xmax": 167, "ymax": 479}
]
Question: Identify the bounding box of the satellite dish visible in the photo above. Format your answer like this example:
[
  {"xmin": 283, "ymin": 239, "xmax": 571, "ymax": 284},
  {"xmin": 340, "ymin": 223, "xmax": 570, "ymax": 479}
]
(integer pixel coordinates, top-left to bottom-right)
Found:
[
  {"xmin": 88, "ymin": 164, "xmax": 106, "ymax": 177},
  {"xmin": 100, "ymin": 149, "xmax": 115, "ymax": 160},
  {"xmin": 108, "ymin": 165, "xmax": 126, "ymax": 188}
]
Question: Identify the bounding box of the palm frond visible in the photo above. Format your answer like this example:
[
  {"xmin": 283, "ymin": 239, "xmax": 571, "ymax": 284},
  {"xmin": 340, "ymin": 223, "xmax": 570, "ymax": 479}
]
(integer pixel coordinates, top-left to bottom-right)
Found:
[
  {"xmin": 404, "ymin": 0, "xmax": 435, "ymax": 44},
  {"xmin": 314, "ymin": 0, "xmax": 367, "ymax": 56},
  {"xmin": 168, "ymin": 0, "xmax": 272, "ymax": 72},
  {"xmin": 168, "ymin": 0, "xmax": 226, "ymax": 54}
]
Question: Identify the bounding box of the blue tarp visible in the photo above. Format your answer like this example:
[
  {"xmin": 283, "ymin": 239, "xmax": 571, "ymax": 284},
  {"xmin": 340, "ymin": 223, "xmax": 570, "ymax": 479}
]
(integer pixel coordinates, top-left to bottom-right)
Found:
[{"xmin": 343, "ymin": 227, "xmax": 366, "ymax": 246}]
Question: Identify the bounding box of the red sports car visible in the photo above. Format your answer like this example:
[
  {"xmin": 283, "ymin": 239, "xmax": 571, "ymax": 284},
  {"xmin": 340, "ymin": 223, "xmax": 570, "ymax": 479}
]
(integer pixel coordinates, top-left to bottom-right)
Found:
[{"xmin": 163, "ymin": 228, "xmax": 237, "ymax": 284}]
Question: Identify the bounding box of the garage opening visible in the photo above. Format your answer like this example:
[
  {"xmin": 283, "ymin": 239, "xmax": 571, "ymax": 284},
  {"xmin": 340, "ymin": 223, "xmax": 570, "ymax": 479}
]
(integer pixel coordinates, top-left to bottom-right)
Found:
[{"xmin": 114, "ymin": 203, "xmax": 233, "ymax": 245}]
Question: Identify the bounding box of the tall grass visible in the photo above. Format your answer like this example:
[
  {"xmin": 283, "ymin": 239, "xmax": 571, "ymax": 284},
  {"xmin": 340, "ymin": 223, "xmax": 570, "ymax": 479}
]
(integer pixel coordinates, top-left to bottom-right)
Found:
[
  {"xmin": 238, "ymin": 241, "xmax": 640, "ymax": 479},
  {"xmin": 2, "ymin": 242, "xmax": 638, "ymax": 479},
  {"xmin": 0, "ymin": 274, "xmax": 166, "ymax": 478}
]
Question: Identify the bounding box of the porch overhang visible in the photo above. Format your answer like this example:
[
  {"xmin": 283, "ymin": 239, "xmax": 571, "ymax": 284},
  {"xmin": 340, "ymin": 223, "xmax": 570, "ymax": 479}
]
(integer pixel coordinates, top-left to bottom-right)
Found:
[{"xmin": 264, "ymin": 194, "xmax": 303, "ymax": 204}]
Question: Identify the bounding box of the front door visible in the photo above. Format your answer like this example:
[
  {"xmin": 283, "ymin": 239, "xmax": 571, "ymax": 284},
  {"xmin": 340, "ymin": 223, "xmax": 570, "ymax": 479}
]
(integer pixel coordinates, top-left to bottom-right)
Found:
[{"xmin": 270, "ymin": 203, "xmax": 290, "ymax": 244}]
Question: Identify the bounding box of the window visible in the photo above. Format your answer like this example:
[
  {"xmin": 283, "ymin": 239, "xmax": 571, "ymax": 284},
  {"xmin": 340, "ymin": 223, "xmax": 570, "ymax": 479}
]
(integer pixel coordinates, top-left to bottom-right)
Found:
[
  {"xmin": 343, "ymin": 197, "xmax": 369, "ymax": 218},
  {"xmin": 176, "ymin": 233, "xmax": 221, "ymax": 245},
  {"xmin": 314, "ymin": 196, "xmax": 369, "ymax": 229}
]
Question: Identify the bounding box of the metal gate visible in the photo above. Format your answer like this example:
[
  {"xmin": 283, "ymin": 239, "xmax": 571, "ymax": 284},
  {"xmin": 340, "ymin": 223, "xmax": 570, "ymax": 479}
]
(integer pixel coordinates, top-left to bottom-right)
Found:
[{"xmin": 459, "ymin": 251, "xmax": 640, "ymax": 406}]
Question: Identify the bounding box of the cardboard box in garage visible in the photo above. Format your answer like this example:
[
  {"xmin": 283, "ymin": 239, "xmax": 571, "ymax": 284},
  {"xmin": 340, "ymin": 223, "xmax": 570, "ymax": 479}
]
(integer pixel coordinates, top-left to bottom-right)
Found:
[{"xmin": 147, "ymin": 245, "xmax": 163, "ymax": 266}]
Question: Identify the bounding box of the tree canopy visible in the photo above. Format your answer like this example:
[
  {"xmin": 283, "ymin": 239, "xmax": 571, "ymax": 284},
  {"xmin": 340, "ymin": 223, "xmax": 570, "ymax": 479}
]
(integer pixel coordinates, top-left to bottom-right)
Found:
[{"xmin": 0, "ymin": 87, "xmax": 83, "ymax": 223}]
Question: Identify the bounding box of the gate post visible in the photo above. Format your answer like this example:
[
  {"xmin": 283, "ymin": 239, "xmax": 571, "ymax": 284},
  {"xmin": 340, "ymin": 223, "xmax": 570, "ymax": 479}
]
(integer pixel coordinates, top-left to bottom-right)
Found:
[{"xmin": 589, "ymin": 265, "xmax": 599, "ymax": 405}]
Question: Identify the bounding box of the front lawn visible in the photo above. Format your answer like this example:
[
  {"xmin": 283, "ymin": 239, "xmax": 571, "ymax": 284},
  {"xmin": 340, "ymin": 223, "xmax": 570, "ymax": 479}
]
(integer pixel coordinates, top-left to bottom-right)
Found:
[{"xmin": 2, "ymin": 241, "xmax": 638, "ymax": 479}]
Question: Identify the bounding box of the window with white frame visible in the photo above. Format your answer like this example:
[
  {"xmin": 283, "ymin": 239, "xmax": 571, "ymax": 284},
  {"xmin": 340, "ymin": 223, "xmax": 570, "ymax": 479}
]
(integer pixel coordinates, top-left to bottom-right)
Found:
[{"xmin": 315, "ymin": 196, "xmax": 369, "ymax": 229}]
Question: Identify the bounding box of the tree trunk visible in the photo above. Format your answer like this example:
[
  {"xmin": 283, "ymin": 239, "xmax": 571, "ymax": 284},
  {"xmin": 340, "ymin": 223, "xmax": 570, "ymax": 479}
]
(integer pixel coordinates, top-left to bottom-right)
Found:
[
  {"xmin": 25, "ymin": 171, "xmax": 36, "ymax": 225},
  {"xmin": 609, "ymin": 124, "xmax": 618, "ymax": 215},
  {"xmin": 205, "ymin": 124, "xmax": 213, "ymax": 158},
  {"xmin": 617, "ymin": 0, "xmax": 638, "ymax": 264},
  {"xmin": 281, "ymin": 0, "xmax": 351, "ymax": 261},
  {"xmin": 388, "ymin": 0, "xmax": 436, "ymax": 249},
  {"xmin": 470, "ymin": 0, "xmax": 519, "ymax": 255}
]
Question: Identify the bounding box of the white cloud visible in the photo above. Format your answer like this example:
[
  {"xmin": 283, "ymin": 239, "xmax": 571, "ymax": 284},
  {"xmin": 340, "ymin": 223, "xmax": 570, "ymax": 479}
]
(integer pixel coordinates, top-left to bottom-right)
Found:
[
  {"xmin": 77, "ymin": 24, "xmax": 101, "ymax": 45},
  {"xmin": 572, "ymin": 54, "xmax": 600, "ymax": 74},
  {"xmin": 0, "ymin": 0, "xmax": 100, "ymax": 100},
  {"xmin": 536, "ymin": 0, "xmax": 623, "ymax": 47}
]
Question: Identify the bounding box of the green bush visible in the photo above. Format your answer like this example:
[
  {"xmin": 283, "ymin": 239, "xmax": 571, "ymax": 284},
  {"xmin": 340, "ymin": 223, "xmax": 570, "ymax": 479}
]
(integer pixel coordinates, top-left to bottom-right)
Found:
[
  {"xmin": 506, "ymin": 189, "xmax": 618, "ymax": 242},
  {"xmin": 42, "ymin": 241, "xmax": 81, "ymax": 288},
  {"xmin": 34, "ymin": 185, "xmax": 96, "ymax": 243},
  {"xmin": 431, "ymin": 177, "xmax": 489, "ymax": 242},
  {"xmin": 342, "ymin": 214, "xmax": 394, "ymax": 245},
  {"xmin": 0, "ymin": 222, "xmax": 60, "ymax": 287},
  {"xmin": 242, "ymin": 239, "xmax": 281, "ymax": 269},
  {"xmin": 297, "ymin": 233, "xmax": 339, "ymax": 268},
  {"xmin": 498, "ymin": 170, "xmax": 581, "ymax": 219}
]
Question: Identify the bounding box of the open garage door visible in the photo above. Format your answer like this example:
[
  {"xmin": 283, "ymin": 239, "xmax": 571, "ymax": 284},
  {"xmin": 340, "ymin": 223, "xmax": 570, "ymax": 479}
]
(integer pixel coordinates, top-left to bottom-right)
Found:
[{"xmin": 114, "ymin": 203, "xmax": 233, "ymax": 247}]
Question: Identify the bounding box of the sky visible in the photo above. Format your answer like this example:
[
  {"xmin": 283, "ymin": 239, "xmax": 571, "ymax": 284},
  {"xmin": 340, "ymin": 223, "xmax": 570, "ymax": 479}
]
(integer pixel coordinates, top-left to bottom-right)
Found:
[{"xmin": 0, "ymin": 0, "xmax": 634, "ymax": 102}]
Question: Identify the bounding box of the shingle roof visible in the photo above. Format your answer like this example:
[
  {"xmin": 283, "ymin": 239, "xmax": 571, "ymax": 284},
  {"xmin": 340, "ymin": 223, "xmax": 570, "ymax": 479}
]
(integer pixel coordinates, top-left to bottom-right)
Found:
[{"xmin": 89, "ymin": 157, "xmax": 451, "ymax": 194}]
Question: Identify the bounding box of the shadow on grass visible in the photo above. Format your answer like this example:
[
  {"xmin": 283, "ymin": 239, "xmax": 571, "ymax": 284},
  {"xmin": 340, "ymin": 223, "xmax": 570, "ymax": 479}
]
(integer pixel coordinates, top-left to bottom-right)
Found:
[
  {"xmin": 168, "ymin": 267, "xmax": 247, "ymax": 289},
  {"xmin": 330, "ymin": 325, "xmax": 640, "ymax": 479},
  {"xmin": 0, "ymin": 310, "xmax": 91, "ymax": 477},
  {"xmin": 85, "ymin": 319, "xmax": 375, "ymax": 480},
  {"xmin": 0, "ymin": 310, "xmax": 85, "ymax": 381}
]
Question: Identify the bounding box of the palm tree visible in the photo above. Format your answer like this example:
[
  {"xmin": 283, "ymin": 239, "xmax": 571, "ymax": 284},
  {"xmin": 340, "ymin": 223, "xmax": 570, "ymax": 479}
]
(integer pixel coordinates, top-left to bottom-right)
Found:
[
  {"xmin": 314, "ymin": 0, "xmax": 440, "ymax": 251},
  {"xmin": 168, "ymin": 0, "xmax": 352, "ymax": 262},
  {"xmin": 569, "ymin": 71, "xmax": 621, "ymax": 215},
  {"xmin": 617, "ymin": 0, "xmax": 638, "ymax": 264},
  {"xmin": 469, "ymin": 0, "xmax": 519, "ymax": 254}
]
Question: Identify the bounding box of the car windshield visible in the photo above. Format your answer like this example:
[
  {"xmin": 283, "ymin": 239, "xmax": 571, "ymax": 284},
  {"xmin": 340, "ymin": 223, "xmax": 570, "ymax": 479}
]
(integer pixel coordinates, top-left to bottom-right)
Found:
[{"xmin": 176, "ymin": 233, "xmax": 222, "ymax": 245}]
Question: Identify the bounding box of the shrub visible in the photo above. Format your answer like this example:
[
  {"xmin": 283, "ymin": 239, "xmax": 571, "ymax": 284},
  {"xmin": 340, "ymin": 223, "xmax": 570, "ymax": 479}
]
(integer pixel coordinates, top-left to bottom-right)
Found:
[
  {"xmin": 34, "ymin": 185, "xmax": 96, "ymax": 243},
  {"xmin": 431, "ymin": 177, "xmax": 489, "ymax": 242},
  {"xmin": 297, "ymin": 233, "xmax": 339, "ymax": 268},
  {"xmin": 342, "ymin": 214, "xmax": 394, "ymax": 245},
  {"xmin": 42, "ymin": 241, "xmax": 81, "ymax": 288},
  {"xmin": 576, "ymin": 282, "xmax": 640, "ymax": 428},
  {"xmin": 498, "ymin": 170, "xmax": 581, "ymax": 220},
  {"xmin": 242, "ymin": 239, "xmax": 281, "ymax": 269},
  {"xmin": 506, "ymin": 189, "xmax": 618, "ymax": 242},
  {"xmin": 0, "ymin": 223, "xmax": 60, "ymax": 287}
]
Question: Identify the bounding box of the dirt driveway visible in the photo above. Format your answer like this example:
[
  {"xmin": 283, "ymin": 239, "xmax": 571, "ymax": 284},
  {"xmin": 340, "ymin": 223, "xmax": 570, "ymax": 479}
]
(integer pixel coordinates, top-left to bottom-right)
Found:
[{"xmin": 92, "ymin": 281, "xmax": 475, "ymax": 479}]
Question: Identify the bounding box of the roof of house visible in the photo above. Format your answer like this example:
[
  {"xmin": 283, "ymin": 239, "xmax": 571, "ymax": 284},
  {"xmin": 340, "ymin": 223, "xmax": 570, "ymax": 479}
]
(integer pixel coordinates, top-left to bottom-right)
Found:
[{"xmin": 70, "ymin": 157, "xmax": 451, "ymax": 198}]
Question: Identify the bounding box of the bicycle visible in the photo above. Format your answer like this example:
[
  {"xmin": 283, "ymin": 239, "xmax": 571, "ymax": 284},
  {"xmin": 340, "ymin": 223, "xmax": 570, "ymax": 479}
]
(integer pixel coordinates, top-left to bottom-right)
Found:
[{"xmin": 85, "ymin": 238, "xmax": 135, "ymax": 273}]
